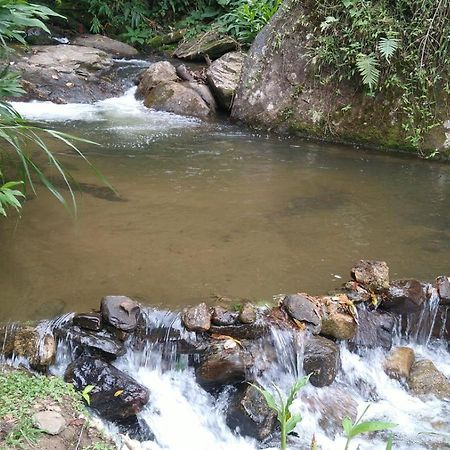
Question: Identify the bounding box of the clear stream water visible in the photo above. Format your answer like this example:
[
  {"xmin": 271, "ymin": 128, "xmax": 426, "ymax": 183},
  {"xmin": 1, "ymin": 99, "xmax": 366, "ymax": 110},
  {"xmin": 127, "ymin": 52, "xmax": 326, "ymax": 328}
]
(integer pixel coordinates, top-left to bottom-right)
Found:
[{"xmin": 1, "ymin": 58, "xmax": 449, "ymax": 450}]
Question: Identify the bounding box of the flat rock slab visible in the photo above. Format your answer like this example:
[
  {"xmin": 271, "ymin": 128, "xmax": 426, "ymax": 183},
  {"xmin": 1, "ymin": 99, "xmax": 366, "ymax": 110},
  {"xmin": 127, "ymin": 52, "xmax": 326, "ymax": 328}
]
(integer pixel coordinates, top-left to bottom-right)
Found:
[
  {"xmin": 33, "ymin": 410, "xmax": 66, "ymax": 435},
  {"xmin": 74, "ymin": 34, "xmax": 138, "ymax": 57}
]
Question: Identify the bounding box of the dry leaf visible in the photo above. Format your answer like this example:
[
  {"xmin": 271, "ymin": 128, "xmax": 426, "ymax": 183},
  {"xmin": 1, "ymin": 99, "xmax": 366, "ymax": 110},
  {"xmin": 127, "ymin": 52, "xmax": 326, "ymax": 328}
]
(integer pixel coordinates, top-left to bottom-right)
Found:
[{"xmin": 114, "ymin": 389, "xmax": 124, "ymax": 397}]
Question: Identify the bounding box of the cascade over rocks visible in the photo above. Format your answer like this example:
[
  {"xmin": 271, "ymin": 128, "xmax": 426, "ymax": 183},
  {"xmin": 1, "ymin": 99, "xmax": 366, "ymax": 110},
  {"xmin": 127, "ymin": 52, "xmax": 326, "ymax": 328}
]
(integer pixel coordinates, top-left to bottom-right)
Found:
[
  {"xmin": 226, "ymin": 383, "xmax": 277, "ymax": 440},
  {"xmin": 64, "ymin": 356, "xmax": 150, "ymax": 421},
  {"xmin": 303, "ymin": 335, "xmax": 340, "ymax": 387},
  {"xmin": 231, "ymin": 0, "xmax": 450, "ymax": 154}
]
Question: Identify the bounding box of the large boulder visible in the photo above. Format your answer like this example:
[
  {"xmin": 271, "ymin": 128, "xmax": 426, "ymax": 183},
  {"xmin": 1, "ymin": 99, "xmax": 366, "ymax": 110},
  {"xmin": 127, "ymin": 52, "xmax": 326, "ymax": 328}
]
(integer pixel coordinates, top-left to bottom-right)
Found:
[
  {"xmin": 303, "ymin": 335, "xmax": 340, "ymax": 387},
  {"xmin": 407, "ymin": 359, "xmax": 450, "ymax": 399},
  {"xmin": 383, "ymin": 347, "xmax": 415, "ymax": 380},
  {"xmin": 64, "ymin": 356, "xmax": 150, "ymax": 421},
  {"xmin": 282, "ymin": 294, "xmax": 321, "ymax": 334},
  {"xmin": 381, "ymin": 279, "xmax": 427, "ymax": 314},
  {"xmin": 135, "ymin": 61, "xmax": 179, "ymax": 99},
  {"xmin": 206, "ymin": 52, "xmax": 246, "ymax": 110},
  {"xmin": 231, "ymin": 0, "xmax": 450, "ymax": 155},
  {"xmin": 349, "ymin": 306, "xmax": 394, "ymax": 350},
  {"xmin": 73, "ymin": 34, "xmax": 138, "ymax": 57},
  {"xmin": 173, "ymin": 31, "xmax": 237, "ymax": 61},
  {"xmin": 101, "ymin": 295, "xmax": 141, "ymax": 332},
  {"xmin": 317, "ymin": 295, "xmax": 357, "ymax": 340},
  {"xmin": 226, "ymin": 384, "xmax": 277, "ymax": 440},
  {"xmin": 13, "ymin": 44, "xmax": 121, "ymax": 103},
  {"xmin": 143, "ymin": 81, "xmax": 213, "ymax": 118}
]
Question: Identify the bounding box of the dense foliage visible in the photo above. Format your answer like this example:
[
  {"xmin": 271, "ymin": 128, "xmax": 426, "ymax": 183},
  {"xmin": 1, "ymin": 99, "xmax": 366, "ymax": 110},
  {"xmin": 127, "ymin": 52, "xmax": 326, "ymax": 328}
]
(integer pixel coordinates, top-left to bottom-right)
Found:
[{"xmin": 309, "ymin": 0, "xmax": 450, "ymax": 153}]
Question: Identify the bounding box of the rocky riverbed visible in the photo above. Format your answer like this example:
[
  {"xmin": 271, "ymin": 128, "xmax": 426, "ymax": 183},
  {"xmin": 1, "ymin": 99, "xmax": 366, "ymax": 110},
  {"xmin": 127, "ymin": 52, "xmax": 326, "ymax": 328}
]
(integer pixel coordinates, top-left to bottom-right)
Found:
[{"xmin": 1, "ymin": 260, "xmax": 449, "ymax": 449}]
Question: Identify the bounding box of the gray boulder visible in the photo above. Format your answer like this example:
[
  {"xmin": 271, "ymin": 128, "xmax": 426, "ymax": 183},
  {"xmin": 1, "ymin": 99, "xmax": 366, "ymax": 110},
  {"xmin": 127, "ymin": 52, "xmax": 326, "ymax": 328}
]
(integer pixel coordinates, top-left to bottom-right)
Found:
[
  {"xmin": 211, "ymin": 306, "xmax": 238, "ymax": 326},
  {"xmin": 206, "ymin": 52, "xmax": 246, "ymax": 110},
  {"xmin": 143, "ymin": 81, "xmax": 213, "ymax": 118},
  {"xmin": 182, "ymin": 303, "xmax": 211, "ymax": 332},
  {"xmin": 73, "ymin": 34, "xmax": 138, "ymax": 57},
  {"xmin": 101, "ymin": 295, "xmax": 141, "ymax": 332},
  {"xmin": 282, "ymin": 294, "xmax": 321, "ymax": 334},
  {"xmin": 32, "ymin": 411, "xmax": 66, "ymax": 435}
]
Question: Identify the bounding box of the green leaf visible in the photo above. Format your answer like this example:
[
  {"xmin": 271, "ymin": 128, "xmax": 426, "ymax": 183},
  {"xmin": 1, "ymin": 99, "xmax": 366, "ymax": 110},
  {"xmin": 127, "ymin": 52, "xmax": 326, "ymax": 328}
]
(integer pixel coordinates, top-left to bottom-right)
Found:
[
  {"xmin": 285, "ymin": 412, "xmax": 302, "ymax": 434},
  {"xmin": 286, "ymin": 375, "xmax": 310, "ymax": 409},
  {"xmin": 356, "ymin": 53, "xmax": 380, "ymax": 89},
  {"xmin": 378, "ymin": 37, "xmax": 400, "ymax": 62},
  {"xmin": 349, "ymin": 420, "xmax": 397, "ymax": 439},
  {"xmin": 342, "ymin": 416, "xmax": 353, "ymax": 437}
]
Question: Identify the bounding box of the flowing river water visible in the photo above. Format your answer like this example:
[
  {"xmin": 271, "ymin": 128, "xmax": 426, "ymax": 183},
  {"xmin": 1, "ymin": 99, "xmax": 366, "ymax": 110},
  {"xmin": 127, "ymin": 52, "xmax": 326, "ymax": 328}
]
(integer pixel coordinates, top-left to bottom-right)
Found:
[{"xmin": 1, "ymin": 59, "xmax": 450, "ymax": 449}]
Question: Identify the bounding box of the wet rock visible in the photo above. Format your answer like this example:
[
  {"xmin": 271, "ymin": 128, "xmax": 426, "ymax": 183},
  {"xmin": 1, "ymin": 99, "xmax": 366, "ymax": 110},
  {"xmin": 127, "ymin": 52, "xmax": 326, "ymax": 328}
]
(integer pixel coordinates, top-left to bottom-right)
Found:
[
  {"xmin": 407, "ymin": 359, "xmax": 450, "ymax": 399},
  {"xmin": 436, "ymin": 276, "xmax": 450, "ymax": 305},
  {"xmin": 282, "ymin": 294, "xmax": 321, "ymax": 334},
  {"xmin": 182, "ymin": 303, "xmax": 211, "ymax": 332},
  {"xmin": 351, "ymin": 260, "xmax": 390, "ymax": 292},
  {"xmin": 73, "ymin": 313, "xmax": 102, "ymax": 331},
  {"xmin": 341, "ymin": 281, "xmax": 372, "ymax": 303},
  {"xmin": 25, "ymin": 27, "xmax": 53, "ymax": 45},
  {"xmin": 383, "ymin": 347, "xmax": 415, "ymax": 380},
  {"xmin": 349, "ymin": 306, "xmax": 394, "ymax": 350},
  {"xmin": 211, "ymin": 306, "xmax": 238, "ymax": 326},
  {"xmin": 227, "ymin": 383, "xmax": 277, "ymax": 440},
  {"xmin": 14, "ymin": 44, "xmax": 121, "ymax": 103},
  {"xmin": 431, "ymin": 305, "xmax": 450, "ymax": 341},
  {"xmin": 206, "ymin": 52, "xmax": 246, "ymax": 110},
  {"xmin": 135, "ymin": 61, "xmax": 178, "ymax": 99},
  {"xmin": 196, "ymin": 342, "xmax": 252, "ymax": 388},
  {"xmin": 0, "ymin": 325, "xmax": 56, "ymax": 368},
  {"xmin": 317, "ymin": 295, "xmax": 357, "ymax": 340},
  {"xmin": 147, "ymin": 29, "xmax": 186, "ymax": 49},
  {"xmin": 33, "ymin": 410, "xmax": 66, "ymax": 435},
  {"xmin": 73, "ymin": 34, "xmax": 138, "ymax": 57},
  {"xmin": 65, "ymin": 356, "xmax": 150, "ymax": 421},
  {"xmin": 62, "ymin": 326, "xmax": 125, "ymax": 359},
  {"xmin": 239, "ymin": 302, "xmax": 257, "ymax": 324},
  {"xmin": 173, "ymin": 31, "xmax": 237, "ymax": 61},
  {"xmin": 381, "ymin": 279, "xmax": 427, "ymax": 314},
  {"xmin": 303, "ymin": 335, "xmax": 340, "ymax": 387},
  {"xmin": 143, "ymin": 81, "xmax": 212, "ymax": 118},
  {"xmin": 176, "ymin": 64, "xmax": 196, "ymax": 82},
  {"xmin": 209, "ymin": 322, "xmax": 268, "ymax": 340},
  {"xmin": 101, "ymin": 295, "xmax": 141, "ymax": 332}
]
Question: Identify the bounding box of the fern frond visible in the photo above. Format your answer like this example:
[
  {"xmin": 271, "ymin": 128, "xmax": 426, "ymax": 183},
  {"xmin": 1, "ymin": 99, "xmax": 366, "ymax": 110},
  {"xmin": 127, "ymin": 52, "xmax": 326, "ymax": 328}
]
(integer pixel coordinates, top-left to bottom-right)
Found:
[
  {"xmin": 377, "ymin": 37, "xmax": 400, "ymax": 62},
  {"xmin": 356, "ymin": 53, "xmax": 380, "ymax": 90}
]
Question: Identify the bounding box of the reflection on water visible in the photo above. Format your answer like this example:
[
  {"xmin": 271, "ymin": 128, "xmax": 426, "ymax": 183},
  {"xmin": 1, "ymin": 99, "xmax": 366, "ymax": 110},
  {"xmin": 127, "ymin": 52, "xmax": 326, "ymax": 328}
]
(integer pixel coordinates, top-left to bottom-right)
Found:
[{"xmin": 1, "ymin": 88, "xmax": 450, "ymax": 321}]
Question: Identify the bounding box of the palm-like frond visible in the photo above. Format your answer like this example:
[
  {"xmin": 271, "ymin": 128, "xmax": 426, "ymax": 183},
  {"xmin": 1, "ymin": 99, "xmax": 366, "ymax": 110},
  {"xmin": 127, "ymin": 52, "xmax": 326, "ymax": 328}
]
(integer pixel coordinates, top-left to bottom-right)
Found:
[
  {"xmin": 356, "ymin": 53, "xmax": 380, "ymax": 90},
  {"xmin": 377, "ymin": 37, "xmax": 400, "ymax": 62}
]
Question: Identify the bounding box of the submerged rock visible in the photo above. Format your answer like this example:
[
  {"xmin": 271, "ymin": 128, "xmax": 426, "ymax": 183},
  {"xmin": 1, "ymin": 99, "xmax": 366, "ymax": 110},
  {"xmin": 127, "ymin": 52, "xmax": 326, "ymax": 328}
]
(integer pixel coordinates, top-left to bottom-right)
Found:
[
  {"xmin": 351, "ymin": 260, "xmax": 390, "ymax": 292},
  {"xmin": 303, "ymin": 335, "xmax": 340, "ymax": 387},
  {"xmin": 136, "ymin": 61, "xmax": 179, "ymax": 99},
  {"xmin": 182, "ymin": 303, "xmax": 211, "ymax": 332},
  {"xmin": 173, "ymin": 31, "xmax": 237, "ymax": 61},
  {"xmin": 381, "ymin": 279, "xmax": 427, "ymax": 314},
  {"xmin": 101, "ymin": 295, "xmax": 141, "ymax": 332},
  {"xmin": 383, "ymin": 347, "xmax": 415, "ymax": 380},
  {"xmin": 227, "ymin": 384, "xmax": 277, "ymax": 440},
  {"xmin": 407, "ymin": 359, "xmax": 450, "ymax": 399},
  {"xmin": 73, "ymin": 34, "xmax": 138, "ymax": 57},
  {"xmin": 282, "ymin": 294, "xmax": 321, "ymax": 334},
  {"xmin": 143, "ymin": 81, "xmax": 213, "ymax": 118},
  {"xmin": 14, "ymin": 44, "xmax": 121, "ymax": 104},
  {"xmin": 206, "ymin": 52, "xmax": 246, "ymax": 110},
  {"xmin": 65, "ymin": 356, "xmax": 150, "ymax": 421}
]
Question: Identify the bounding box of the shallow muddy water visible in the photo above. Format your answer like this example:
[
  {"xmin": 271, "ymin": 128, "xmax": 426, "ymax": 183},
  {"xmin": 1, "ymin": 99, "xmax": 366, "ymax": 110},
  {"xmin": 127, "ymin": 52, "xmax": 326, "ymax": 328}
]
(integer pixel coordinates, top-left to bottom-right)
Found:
[{"xmin": 1, "ymin": 79, "xmax": 450, "ymax": 321}]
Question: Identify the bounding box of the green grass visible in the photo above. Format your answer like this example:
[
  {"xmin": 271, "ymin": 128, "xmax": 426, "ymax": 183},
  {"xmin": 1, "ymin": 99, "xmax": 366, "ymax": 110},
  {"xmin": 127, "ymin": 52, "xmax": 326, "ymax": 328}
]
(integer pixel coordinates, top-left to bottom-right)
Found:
[{"xmin": 0, "ymin": 368, "xmax": 85, "ymax": 449}]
